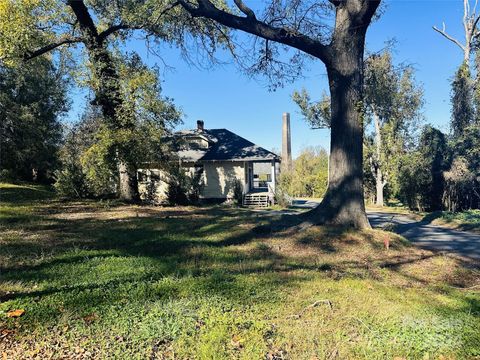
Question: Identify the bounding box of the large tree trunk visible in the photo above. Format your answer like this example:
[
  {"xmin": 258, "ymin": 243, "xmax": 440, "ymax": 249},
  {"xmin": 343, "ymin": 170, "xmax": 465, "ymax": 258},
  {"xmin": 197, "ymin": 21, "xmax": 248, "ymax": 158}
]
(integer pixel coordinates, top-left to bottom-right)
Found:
[
  {"xmin": 373, "ymin": 112, "xmax": 385, "ymax": 207},
  {"xmin": 375, "ymin": 168, "xmax": 384, "ymax": 206},
  {"xmin": 87, "ymin": 47, "xmax": 140, "ymax": 202},
  {"xmin": 68, "ymin": 0, "xmax": 139, "ymax": 202},
  {"xmin": 301, "ymin": 28, "xmax": 370, "ymax": 229},
  {"xmin": 118, "ymin": 161, "xmax": 140, "ymax": 201}
]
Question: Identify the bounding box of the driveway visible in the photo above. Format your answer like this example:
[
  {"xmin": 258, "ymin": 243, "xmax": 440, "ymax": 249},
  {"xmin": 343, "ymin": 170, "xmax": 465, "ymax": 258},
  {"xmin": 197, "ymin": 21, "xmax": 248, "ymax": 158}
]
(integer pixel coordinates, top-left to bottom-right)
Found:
[
  {"xmin": 299, "ymin": 201, "xmax": 480, "ymax": 260},
  {"xmin": 368, "ymin": 211, "xmax": 480, "ymax": 261},
  {"xmin": 258, "ymin": 200, "xmax": 480, "ymax": 260}
]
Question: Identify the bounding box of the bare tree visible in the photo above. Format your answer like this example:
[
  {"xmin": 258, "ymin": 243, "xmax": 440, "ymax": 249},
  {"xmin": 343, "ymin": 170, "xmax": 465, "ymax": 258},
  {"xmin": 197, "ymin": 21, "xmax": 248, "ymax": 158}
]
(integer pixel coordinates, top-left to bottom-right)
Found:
[
  {"xmin": 178, "ymin": 0, "xmax": 380, "ymax": 228},
  {"xmin": 433, "ymin": 0, "xmax": 480, "ymax": 62}
]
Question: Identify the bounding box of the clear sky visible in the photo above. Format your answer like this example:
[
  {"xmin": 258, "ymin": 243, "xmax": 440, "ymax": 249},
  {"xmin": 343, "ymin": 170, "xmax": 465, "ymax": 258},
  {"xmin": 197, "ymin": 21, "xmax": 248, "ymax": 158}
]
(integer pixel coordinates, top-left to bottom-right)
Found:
[{"xmin": 69, "ymin": 0, "xmax": 468, "ymax": 157}]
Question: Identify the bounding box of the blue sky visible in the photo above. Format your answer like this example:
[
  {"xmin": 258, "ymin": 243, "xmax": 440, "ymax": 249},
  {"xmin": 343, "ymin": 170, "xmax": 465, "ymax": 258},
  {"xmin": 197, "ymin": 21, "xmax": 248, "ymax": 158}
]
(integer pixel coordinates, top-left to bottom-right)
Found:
[{"xmin": 69, "ymin": 0, "xmax": 467, "ymax": 157}]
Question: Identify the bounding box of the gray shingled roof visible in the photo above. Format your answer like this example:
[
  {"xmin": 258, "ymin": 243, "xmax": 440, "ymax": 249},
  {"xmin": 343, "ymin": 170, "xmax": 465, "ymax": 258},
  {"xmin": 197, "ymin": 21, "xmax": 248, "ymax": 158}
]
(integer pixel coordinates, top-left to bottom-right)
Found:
[{"xmin": 174, "ymin": 128, "xmax": 279, "ymax": 162}]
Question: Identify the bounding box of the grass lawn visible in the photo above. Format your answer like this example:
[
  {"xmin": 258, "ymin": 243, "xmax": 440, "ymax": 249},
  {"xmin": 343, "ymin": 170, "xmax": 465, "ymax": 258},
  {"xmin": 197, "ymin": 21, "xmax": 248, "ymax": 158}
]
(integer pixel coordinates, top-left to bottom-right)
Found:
[
  {"xmin": 423, "ymin": 210, "xmax": 480, "ymax": 234},
  {"xmin": 1, "ymin": 183, "xmax": 480, "ymax": 359}
]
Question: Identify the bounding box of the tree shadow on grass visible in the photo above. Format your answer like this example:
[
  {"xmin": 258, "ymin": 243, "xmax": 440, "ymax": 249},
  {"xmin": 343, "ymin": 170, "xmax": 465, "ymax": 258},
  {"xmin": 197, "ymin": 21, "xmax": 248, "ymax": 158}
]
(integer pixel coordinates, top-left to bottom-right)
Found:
[
  {"xmin": 1, "ymin": 203, "xmax": 479, "ymax": 342},
  {"xmin": 0, "ymin": 184, "xmax": 54, "ymax": 204}
]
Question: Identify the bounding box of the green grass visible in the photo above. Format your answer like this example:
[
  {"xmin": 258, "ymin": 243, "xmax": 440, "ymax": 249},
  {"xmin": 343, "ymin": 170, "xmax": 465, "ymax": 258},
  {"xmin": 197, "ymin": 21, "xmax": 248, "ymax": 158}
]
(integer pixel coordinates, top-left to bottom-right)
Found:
[
  {"xmin": 1, "ymin": 183, "xmax": 479, "ymax": 359},
  {"xmin": 424, "ymin": 210, "xmax": 480, "ymax": 233}
]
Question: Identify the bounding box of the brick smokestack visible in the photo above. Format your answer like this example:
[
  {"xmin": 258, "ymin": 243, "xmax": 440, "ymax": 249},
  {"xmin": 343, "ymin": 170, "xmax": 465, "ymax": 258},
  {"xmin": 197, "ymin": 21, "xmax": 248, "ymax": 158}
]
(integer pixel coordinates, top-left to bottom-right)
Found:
[
  {"xmin": 197, "ymin": 120, "xmax": 204, "ymax": 131},
  {"xmin": 282, "ymin": 112, "xmax": 292, "ymax": 170}
]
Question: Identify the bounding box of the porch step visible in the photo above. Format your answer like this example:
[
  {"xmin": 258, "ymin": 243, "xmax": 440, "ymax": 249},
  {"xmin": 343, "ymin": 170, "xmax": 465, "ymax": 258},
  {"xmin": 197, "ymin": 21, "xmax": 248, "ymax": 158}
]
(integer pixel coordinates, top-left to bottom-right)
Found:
[{"xmin": 243, "ymin": 193, "xmax": 270, "ymax": 207}]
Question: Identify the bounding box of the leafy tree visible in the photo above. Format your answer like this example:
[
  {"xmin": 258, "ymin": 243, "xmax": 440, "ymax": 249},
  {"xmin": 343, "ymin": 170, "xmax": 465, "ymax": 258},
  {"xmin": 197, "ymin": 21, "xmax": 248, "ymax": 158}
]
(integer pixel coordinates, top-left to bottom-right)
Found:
[
  {"xmin": 278, "ymin": 147, "xmax": 328, "ymax": 199},
  {"xmin": 363, "ymin": 52, "xmax": 423, "ymax": 206},
  {"xmin": 178, "ymin": 0, "xmax": 381, "ymax": 228},
  {"xmin": 433, "ymin": 1, "xmax": 480, "ymax": 210},
  {"xmin": 451, "ymin": 63, "xmax": 475, "ymax": 138},
  {"xmin": 55, "ymin": 106, "xmax": 112, "ymax": 198},
  {"xmin": 443, "ymin": 157, "xmax": 479, "ymax": 211},
  {"xmin": 397, "ymin": 152, "xmax": 431, "ymax": 211},
  {"xmin": 432, "ymin": 1, "xmax": 478, "ymax": 137},
  {"xmin": 0, "ymin": 0, "xmax": 224, "ymax": 200},
  {"xmin": 294, "ymin": 50, "xmax": 424, "ymax": 207},
  {"xmin": 55, "ymin": 54, "xmax": 181, "ymax": 198},
  {"xmin": 418, "ymin": 126, "xmax": 449, "ymax": 210},
  {"xmin": 292, "ymin": 90, "xmax": 331, "ymax": 129},
  {"xmin": 0, "ymin": 58, "xmax": 68, "ymax": 182},
  {"xmin": 79, "ymin": 53, "xmax": 181, "ymax": 196},
  {"xmin": 443, "ymin": 124, "xmax": 480, "ymax": 211},
  {"xmin": 397, "ymin": 126, "xmax": 449, "ymax": 211}
]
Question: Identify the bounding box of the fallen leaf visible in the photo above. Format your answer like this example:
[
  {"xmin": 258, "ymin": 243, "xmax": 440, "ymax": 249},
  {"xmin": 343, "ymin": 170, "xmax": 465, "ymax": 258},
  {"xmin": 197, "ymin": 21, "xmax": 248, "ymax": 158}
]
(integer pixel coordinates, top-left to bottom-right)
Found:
[
  {"xmin": 0, "ymin": 329, "xmax": 14, "ymax": 336},
  {"xmin": 6, "ymin": 309, "xmax": 24, "ymax": 318},
  {"xmin": 82, "ymin": 313, "xmax": 98, "ymax": 324},
  {"xmin": 231, "ymin": 334, "xmax": 244, "ymax": 349}
]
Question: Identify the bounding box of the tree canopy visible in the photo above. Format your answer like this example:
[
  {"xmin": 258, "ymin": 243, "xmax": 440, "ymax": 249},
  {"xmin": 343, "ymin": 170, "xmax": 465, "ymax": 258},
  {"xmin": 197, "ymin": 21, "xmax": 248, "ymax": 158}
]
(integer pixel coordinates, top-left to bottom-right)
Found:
[
  {"xmin": 0, "ymin": 0, "xmax": 227, "ymax": 200},
  {"xmin": 0, "ymin": 57, "xmax": 68, "ymax": 182}
]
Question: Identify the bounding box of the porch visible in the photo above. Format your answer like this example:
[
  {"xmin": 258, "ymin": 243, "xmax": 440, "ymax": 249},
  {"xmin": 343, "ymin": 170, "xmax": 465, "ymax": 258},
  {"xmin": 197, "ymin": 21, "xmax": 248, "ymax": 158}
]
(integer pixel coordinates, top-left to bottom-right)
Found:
[{"xmin": 243, "ymin": 160, "xmax": 279, "ymax": 207}]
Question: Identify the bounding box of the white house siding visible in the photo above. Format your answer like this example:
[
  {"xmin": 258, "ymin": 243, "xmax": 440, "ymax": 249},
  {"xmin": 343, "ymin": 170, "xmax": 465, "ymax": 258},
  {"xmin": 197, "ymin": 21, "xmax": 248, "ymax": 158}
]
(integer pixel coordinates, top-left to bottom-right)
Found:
[
  {"xmin": 202, "ymin": 161, "xmax": 246, "ymax": 199},
  {"xmin": 138, "ymin": 161, "xmax": 246, "ymax": 203}
]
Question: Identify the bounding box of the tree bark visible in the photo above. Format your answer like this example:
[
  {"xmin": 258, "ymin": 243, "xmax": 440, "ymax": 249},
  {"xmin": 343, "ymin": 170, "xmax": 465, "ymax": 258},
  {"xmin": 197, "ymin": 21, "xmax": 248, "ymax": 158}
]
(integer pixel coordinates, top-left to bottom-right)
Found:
[
  {"xmin": 118, "ymin": 160, "xmax": 140, "ymax": 201},
  {"xmin": 301, "ymin": 16, "xmax": 370, "ymax": 228},
  {"xmin": 373, "ymin": 111, "xmax": 385, "ymax": 207},
  {"xmin": 375, "ymin": 168, "xmax": 384, "ymax": 206}
]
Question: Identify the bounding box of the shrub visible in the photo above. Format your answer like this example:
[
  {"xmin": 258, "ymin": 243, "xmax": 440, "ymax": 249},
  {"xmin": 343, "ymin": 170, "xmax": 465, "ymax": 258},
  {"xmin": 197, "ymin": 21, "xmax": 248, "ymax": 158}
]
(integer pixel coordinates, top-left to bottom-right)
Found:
[
  {"xmin": 232, "ymin": 179, "xmax": 243, "ymax": 206},
  {"xmin": 166, "ymin": 164, "xmax": 204, "ymax": 206},
  {"xmin": 277, "ymin": 147, "xmax": 328, "ymax": 199},
  {"xmin": 443, "ymin": 157, "xmax": 479, "ymax": 211},
  {"xmin": 0, "ymin": 169, "xmax": 15, "ymax": 183},
  {"xmin": 274, "ymin": 186, "xmax": 292, "ymax": 208},
  {"xmin": 53, "ymin": 163, "xmax": 90, "ymax": 199}
]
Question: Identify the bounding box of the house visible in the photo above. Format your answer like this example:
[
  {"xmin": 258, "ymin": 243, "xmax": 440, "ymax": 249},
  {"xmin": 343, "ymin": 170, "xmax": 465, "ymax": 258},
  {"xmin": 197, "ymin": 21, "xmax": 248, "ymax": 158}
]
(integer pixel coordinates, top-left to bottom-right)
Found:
[{"xmin": 138, "ymin": 120, "xmax": 281, "ymax": 206}]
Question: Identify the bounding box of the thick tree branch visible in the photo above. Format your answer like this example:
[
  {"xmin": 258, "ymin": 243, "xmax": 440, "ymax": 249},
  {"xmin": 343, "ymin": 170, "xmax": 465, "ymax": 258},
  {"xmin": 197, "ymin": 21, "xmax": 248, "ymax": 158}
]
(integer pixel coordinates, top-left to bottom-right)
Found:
[
  {"xmin": 328, "ymin": 0, "xmax": 342, "ymax": 7},
  {"xmin": 98, "ymin": 24, "xmax": 131, "ymax": 41},
  {"xmin": 24, "ymin": 36, "xmax": 83, "ymax": 60},
  {"xmin": 97, "ymin": 24, "xmax": 144, "ymax": 42},
  {"xmin": 67, "ymin": 0, "xmax": 99, "ymax": 42},
  {"xmin": 433, "ymin": 23, "xmax": 466, "ymax": 51},
  {"xmin": 98, "ymin": 2, "xmax": 180, "ymax": 41},
  {"xmin": 178, "ymin": 0, "xmax": 331, "ymax": 63},
  {"xmin": 470, "ymin": 14, "xmax": 480, "ymax": 38},
  {"xmin": 357, "ymin": 0, "xmax": 382, "ymax": 27},
  {"xmin": 233, "ymin": 0, "xmax": 256, "ymax": 19}
]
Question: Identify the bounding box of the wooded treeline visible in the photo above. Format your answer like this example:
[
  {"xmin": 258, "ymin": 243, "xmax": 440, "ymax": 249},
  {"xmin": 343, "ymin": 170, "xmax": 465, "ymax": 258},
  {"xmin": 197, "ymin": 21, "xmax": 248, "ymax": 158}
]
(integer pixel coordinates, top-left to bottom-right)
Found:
[
  {"xmin": 291, "ymin": 45, "xmax": 480, "ymax": 212},
  {"xmin": 1, "ymin": 0, "xmax": 479, "ymax": 223}
]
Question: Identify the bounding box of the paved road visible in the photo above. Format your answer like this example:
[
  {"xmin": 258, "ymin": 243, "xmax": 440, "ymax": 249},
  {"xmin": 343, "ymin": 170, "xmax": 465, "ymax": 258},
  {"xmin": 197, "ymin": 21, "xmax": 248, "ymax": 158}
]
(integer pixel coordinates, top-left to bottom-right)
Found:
[
  {"xmin": 368, "ymin": 211, "xmax": 480, "ymax": 261},
  {"xmin": 259, "ymin": 200, "xmax": 480, "ymax": 260}
]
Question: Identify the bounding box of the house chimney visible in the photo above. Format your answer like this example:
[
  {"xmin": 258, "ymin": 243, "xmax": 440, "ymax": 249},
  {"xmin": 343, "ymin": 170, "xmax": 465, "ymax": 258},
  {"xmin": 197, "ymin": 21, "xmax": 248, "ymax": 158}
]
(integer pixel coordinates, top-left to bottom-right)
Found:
[
  {"xmin": 282, "ymin": 112, "xmax": 292, "ymax": 170},
  {"xmin": 197, "ymin": 120, "xmax": 204, "ymax": 131}
]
